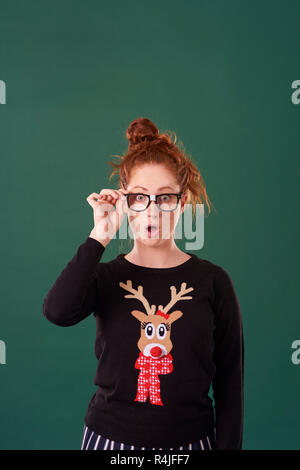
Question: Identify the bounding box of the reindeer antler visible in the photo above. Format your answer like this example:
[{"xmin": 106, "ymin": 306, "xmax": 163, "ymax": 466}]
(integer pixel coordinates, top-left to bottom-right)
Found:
[
  {"xmin": 119, "ymin": 280, "xmax": 156, "ymax": 315},
  {"xmin": 162, "ymin": 282, "xmax": 194, "ymax": 314}
]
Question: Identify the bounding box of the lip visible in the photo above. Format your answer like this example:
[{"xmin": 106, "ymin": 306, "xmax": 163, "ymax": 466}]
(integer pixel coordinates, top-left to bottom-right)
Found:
[
  {"xmin": 145, "ymin": 224, "xmax": 160, "ymax": 237},
  {"xmin": 146, "ymin": 223, "xmax": 159, "ymax": 229}
]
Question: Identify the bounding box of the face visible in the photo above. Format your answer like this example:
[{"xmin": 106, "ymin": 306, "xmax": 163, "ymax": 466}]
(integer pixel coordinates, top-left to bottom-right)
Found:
[{"xmin": 123, "ymin": 163, "xmax": 188, "ymax": 245}]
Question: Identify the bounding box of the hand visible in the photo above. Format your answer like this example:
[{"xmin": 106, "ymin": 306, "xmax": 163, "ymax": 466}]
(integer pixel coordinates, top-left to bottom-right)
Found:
[{"xmin": 86, "ymin": 187, "xmax": 128, "ymax": 247}]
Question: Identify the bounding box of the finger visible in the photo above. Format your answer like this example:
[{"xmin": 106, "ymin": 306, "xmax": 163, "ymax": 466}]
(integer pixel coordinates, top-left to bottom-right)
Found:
[
  {"xmin": 99, "ymin": 189, "xmax": 123, "ymax": 199},
  {"xmin": 111, "ymin": 190, "xmax": 126, "ymax": 201},
  {"xmin": 86, "ymin": 193, "xmax": 102, "ymax": 207},
  {"xmin": 105, "ymin": 195, "xmax": 117, "ymax": 204},
  {"xmin": 102, "ymin": 192, "xmax": 124, "ymax": 205},
  {"xmin": 87, "ymin": 192, "xmax": 109, "ymax": 202},
  {"xmin": 93, "ymin": 194, "xmax": 114, "ymax": 203},
  {"xmin": 118, "ymin": 188, "xmax": 127, "ymax": 199},
  {"xmin": 87, "ymin": 192, "xmax": 101, "ymax": 200}
]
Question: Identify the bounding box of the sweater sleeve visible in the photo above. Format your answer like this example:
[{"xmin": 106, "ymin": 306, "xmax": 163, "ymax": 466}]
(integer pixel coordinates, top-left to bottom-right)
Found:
[
  {"xmin": 211, "ymin": 266, "xmax": 244, "ymax": 450},
  {"xmin": 42, "ymin": 236, "xmax": 106, "ymax": 327}
]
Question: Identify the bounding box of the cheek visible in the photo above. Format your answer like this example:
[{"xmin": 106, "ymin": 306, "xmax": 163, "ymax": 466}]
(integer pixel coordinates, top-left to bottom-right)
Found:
[
  {"xmin": 161, "ymin": 212, "xmax": 177, "ymax": 229},
  {"xmin": 128, "ymin": 213, "xmax": 148, "ymax": 234},
  {"xmin": 128, "ymin": 214, "xmax": 140, "ymax": 224}
]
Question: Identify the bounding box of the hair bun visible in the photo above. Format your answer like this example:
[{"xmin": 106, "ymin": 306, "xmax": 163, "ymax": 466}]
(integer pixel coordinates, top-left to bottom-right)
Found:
[{"xmin": 126, "ymin": 117, "xmax": 159, "ymax": 148}]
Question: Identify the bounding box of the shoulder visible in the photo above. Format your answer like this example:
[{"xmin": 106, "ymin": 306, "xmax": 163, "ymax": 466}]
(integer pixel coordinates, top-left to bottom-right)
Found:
[
  {"xmin": 94, "ymin": 254, "xmax": 123, "ymax": 281},
  {"xmin": 190, "ymin": 254, "xmax": 238, "ymax": 307},
  {"xmin": 190, "ymin": 253, "xmax": 232, "ymax": 283}
]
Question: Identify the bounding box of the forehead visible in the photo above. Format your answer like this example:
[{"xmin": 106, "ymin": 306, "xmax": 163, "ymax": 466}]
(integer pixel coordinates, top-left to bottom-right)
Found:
[
  {"xmin": 130, "ymin": 185, "xmax": 176, "ymax": 192},
  {"xmin": 128, "ymin": 164, "xmax": 179, "ymax": 191}
]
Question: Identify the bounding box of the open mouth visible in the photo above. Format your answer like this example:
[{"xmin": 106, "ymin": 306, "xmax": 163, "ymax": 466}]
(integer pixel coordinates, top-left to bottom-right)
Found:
[{"xmin": 146, "ymin": 224, "xmax": 160, "ymax": 236}]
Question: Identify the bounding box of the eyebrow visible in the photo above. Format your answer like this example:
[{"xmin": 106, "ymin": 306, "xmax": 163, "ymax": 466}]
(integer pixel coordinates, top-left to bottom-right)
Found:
[{"xmin": 130, "ymin": 186, "xmax": 176, "ymax": 191}]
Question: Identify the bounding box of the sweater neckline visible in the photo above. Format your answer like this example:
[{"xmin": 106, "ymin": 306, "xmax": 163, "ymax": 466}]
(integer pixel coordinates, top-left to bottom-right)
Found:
[{"xmin": 117, "ymin": 251, "xmax": 196, "ymax": 273}]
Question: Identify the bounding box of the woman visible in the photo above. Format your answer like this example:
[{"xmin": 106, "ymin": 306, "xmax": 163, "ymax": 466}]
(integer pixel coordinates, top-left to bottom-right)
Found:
[{"xmin": 43, "ymin": 117, "xmax": 244, "ymax": 450}]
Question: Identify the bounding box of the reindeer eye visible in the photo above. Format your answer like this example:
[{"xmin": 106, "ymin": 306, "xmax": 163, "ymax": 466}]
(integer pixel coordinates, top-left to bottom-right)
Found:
[
  {"xmin": 145, "ymin": 323, "xmax": 155, "ymax": 339},
  {"xmin": 156, "ymin": 323, "xmax": 167, "ymax": 339}
]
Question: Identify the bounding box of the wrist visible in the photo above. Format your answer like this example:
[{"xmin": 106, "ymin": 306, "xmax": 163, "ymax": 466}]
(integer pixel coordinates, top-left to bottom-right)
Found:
[{"xmin": 89, "ymin": 228, "xmax": 110, "ymax": 248}]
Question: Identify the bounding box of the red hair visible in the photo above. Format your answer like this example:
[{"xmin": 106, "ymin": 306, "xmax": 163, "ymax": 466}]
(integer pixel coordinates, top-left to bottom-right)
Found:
[{"xmin": 107, "ymin": 117, "xmax": 214, "ymax": 219}]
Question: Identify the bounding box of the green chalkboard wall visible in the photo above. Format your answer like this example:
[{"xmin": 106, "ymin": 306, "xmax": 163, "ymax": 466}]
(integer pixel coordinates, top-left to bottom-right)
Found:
[{"xmin": 0, "ymin": 0, "xmax": 299, "ymax": 450}]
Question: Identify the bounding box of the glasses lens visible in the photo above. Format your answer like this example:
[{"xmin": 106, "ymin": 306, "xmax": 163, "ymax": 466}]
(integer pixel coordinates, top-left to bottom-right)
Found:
[
  {"xmin": 157, "ymin": 194, "xmax": 178, "ymax": 211},
  {"xmin": 128, "ymin": 194, "xmax": 149, "ymax": 211},
  {"xmin": 127, "ymin": 194, "xmax": 179, "ymax": 211}
]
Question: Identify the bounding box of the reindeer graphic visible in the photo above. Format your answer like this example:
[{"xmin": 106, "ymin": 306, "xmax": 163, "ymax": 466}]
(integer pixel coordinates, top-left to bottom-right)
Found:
[{"xmin": 119, "ymin": 280, "xmax": 194, "ymax": 406}]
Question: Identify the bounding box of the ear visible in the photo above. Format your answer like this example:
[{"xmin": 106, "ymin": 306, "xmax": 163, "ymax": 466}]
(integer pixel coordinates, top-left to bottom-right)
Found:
[
  {"xmin": 131, "ymin": 310, "xmax": 150, "ymax": 323},
  {"xmin": 167, "ymin": 310, "xmax": 183, "ymax": 324}
]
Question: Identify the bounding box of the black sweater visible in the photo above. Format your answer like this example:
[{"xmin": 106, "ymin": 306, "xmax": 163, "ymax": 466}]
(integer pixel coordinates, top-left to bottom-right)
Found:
[{"xmin": 42, "ymin": 236, "xmax": 244, "ymax": 449}]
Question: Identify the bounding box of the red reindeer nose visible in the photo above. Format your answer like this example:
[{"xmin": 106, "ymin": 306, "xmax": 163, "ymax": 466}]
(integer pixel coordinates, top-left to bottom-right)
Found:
[{"xmin": 150, "ymin": 346, "xmax": 162, "ymax": 357}]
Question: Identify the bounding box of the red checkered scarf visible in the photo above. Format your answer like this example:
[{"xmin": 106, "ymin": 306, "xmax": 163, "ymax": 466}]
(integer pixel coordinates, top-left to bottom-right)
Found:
[{"xmin": 135, "ymin": 351, "xmax": 173, "ymax": 374}]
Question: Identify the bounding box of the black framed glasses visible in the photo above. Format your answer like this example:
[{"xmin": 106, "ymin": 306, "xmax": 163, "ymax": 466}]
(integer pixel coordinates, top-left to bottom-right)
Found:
[{"xmin": 125, "ymin": 192, "xmax": 183, "ymax": 212}]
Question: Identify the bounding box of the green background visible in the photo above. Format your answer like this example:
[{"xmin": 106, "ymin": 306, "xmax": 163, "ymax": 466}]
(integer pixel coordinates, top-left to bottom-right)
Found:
[{"xmin": 0, "ymin": 0, "xmax": 299, "ymax": 450}]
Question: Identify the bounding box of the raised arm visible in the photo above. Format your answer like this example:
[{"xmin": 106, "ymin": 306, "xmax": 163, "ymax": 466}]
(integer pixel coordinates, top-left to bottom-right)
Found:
[
  {"xmin": 212, "ymin": 266, "xmax": 244, "ymax": 450},
  {"xmin": 42, "ymin": 237, "xmax": 105, "ymax": 326},
  {"xmin": 43, "ymin": 186, "xmax": 127, "ymax": 327}
]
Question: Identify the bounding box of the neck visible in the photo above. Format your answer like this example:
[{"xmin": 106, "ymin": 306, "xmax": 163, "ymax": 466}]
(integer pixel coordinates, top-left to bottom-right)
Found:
[{"xmin": 125, "ymin": 238, "xmax": 189, "ymax": 268}]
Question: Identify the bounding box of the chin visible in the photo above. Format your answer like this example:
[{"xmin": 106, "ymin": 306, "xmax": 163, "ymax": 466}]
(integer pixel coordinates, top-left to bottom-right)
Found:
[
  {"xmin": 139, "ymin": 234, "xmax": 171, "ymax": 244},
  {"xmin": 141, "ymin": 237, "xmax": 161, "ymax": 244}
]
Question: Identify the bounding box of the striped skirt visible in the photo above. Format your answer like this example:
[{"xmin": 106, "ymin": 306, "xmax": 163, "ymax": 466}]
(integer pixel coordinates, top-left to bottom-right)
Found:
[{"xmin": 81, "ymin": 423, "xmax": 217, "ymax": 450}]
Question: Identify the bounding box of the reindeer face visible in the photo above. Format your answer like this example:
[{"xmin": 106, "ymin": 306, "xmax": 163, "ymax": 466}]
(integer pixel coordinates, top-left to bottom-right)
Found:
[
  {"xmin": 131, "ymin": 309, "xmax": 183, "ymax": 358},
  {"xmin": 119, "ymin": 281, "xmax": 194, "ymax": 360}
]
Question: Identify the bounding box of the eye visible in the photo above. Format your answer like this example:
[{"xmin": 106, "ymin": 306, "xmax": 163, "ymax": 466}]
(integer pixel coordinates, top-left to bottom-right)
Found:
[
  {"xmin": 136, "ymin": 194, "xmax": 146, "ymax": 201},
  {"xmin": 145, "ymin": 323, "xmax": 155, "ymax": 339},
  {"xmin": 156, "ymin": 323, "xmax": 167, "ymax": 339},
  {"xmin": 160, "ymin": 195, "xmax": 170, "ymax": 202}
]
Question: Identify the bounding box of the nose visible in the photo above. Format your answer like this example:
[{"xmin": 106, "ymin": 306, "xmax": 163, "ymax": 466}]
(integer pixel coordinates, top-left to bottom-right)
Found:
[
  {"xmin": 146, "ymin": 199, "xmax": 161, "ymax": 214},
  {"xmin": 150, "ymin": 346, "xmax": 162, "ymax": 358}
]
